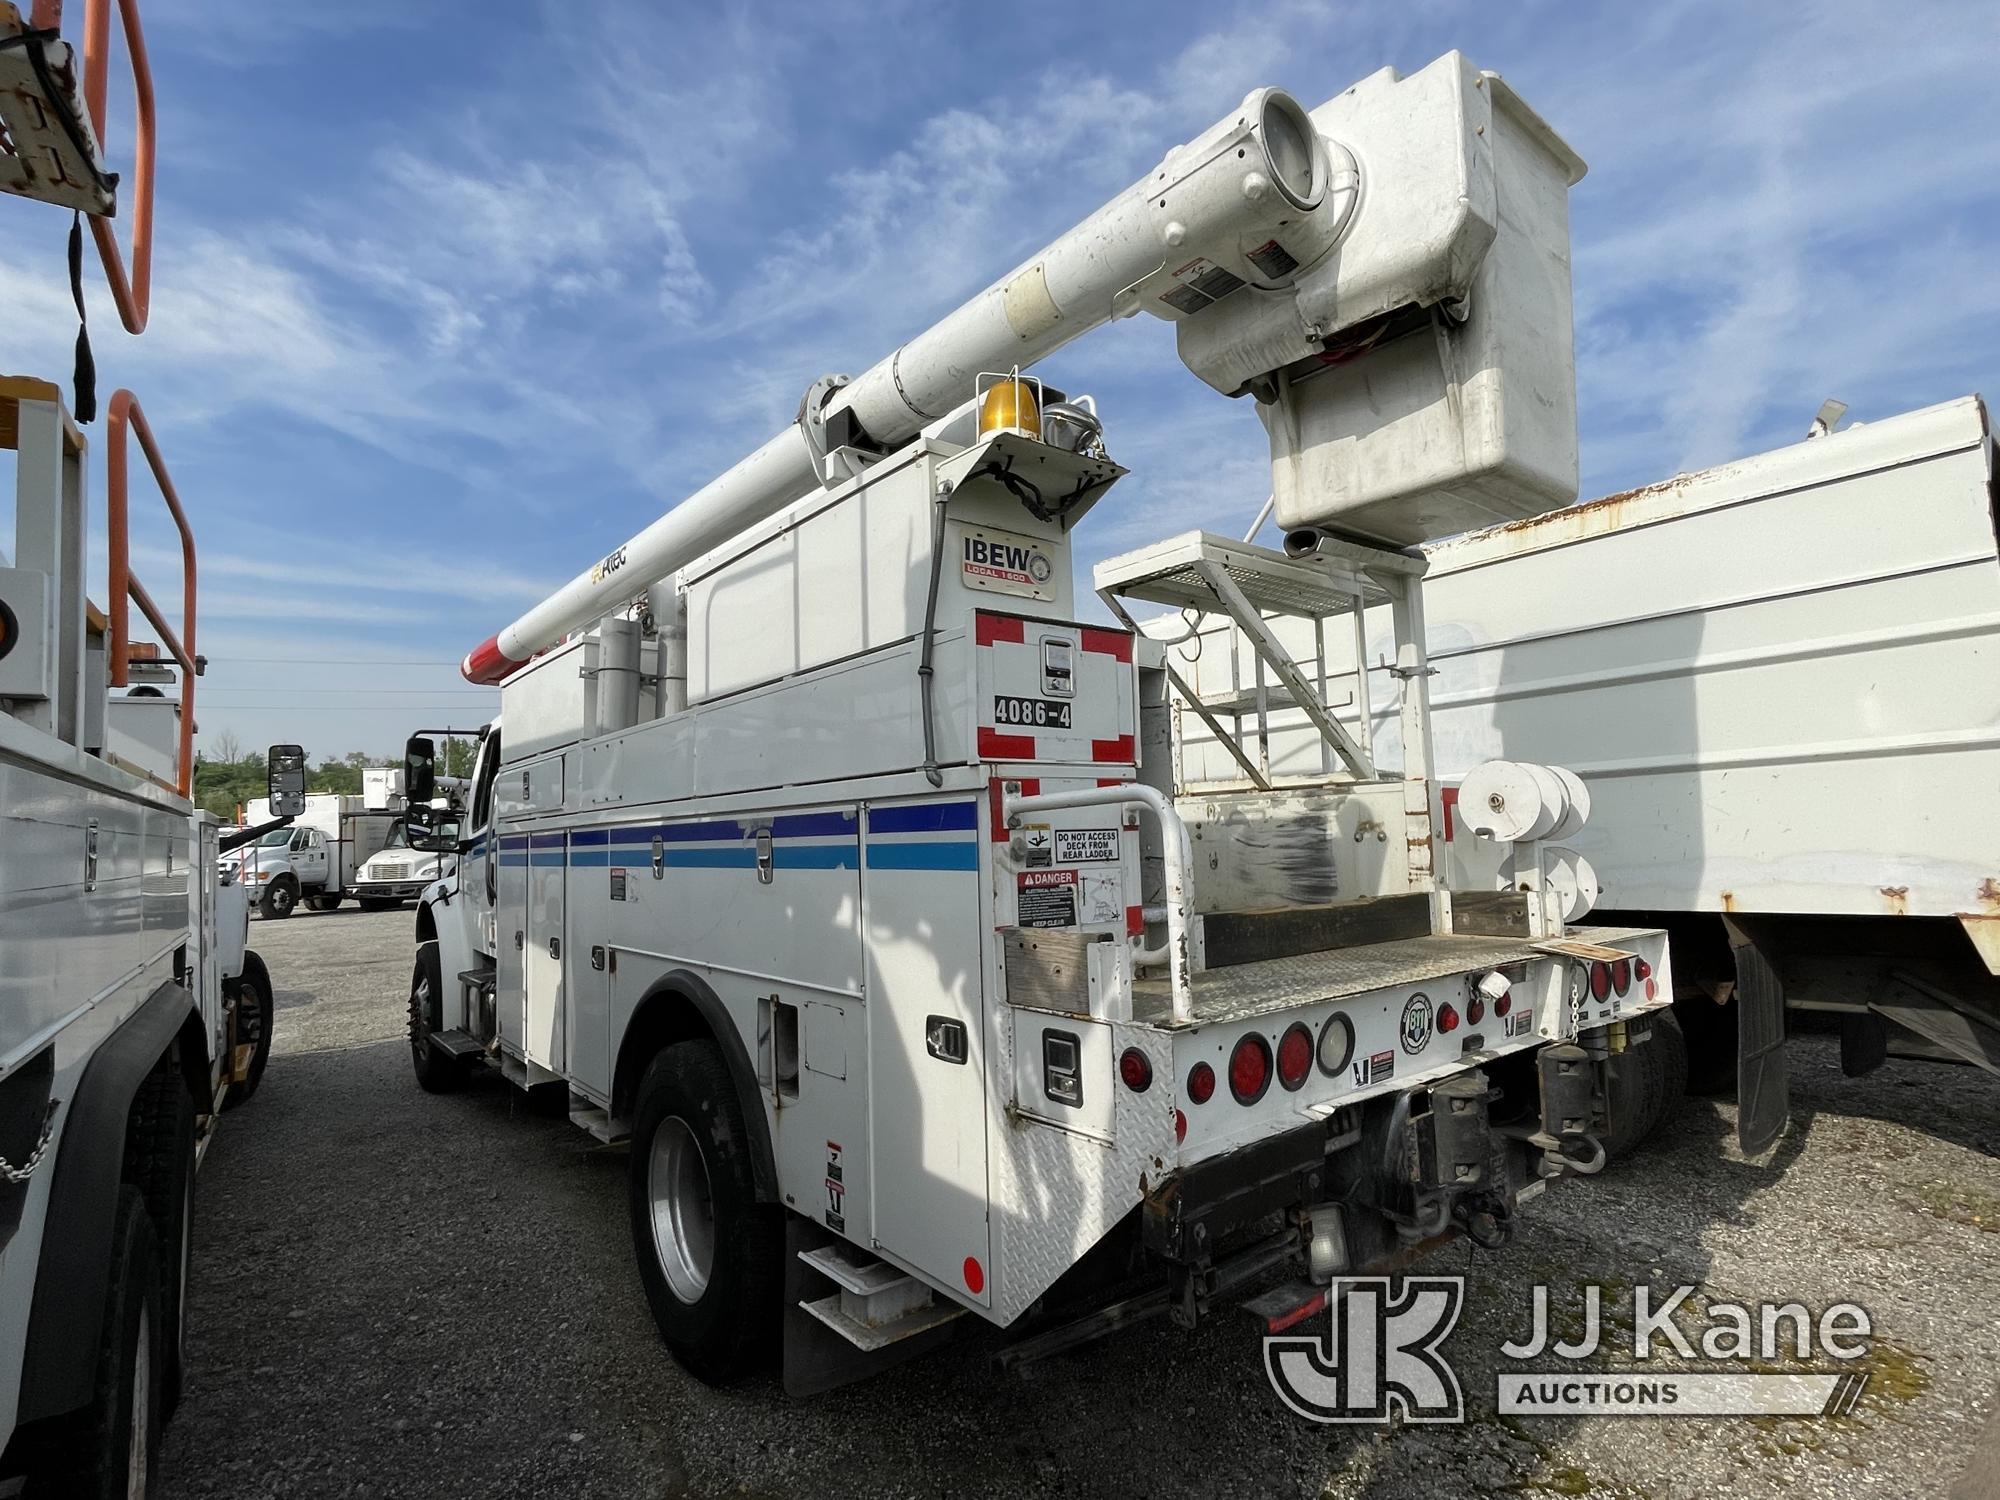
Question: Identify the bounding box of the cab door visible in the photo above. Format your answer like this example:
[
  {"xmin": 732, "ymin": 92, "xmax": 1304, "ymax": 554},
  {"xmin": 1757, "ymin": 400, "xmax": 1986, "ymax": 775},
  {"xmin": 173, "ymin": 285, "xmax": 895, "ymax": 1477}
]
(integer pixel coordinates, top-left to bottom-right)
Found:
[{"xmin": 295, "ymin": 829, "xmax": 330, "ymax": 890}]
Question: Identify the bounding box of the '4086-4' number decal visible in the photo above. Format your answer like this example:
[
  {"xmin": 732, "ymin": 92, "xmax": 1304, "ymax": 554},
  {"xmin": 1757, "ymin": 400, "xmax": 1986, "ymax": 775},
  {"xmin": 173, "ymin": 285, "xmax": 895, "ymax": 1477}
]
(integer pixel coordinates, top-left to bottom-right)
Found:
[{"xmin": 993, "ymin": 695, "xmax": 1072, "ymax": 729}]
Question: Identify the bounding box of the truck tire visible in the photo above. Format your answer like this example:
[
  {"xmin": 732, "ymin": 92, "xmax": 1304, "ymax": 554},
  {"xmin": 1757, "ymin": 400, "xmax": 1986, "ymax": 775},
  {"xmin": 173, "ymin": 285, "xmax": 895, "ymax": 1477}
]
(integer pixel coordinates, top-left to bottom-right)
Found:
[
  {"xmin": 307, "ymin": 894, "xmax": 342, "ymax": 912},
  {"xmin": 1676, "ymin": 995, "xmax": 1738, "ymax": 1095},
  {"xmin": 258, "ymin": 879, "xmax": 297, "ymax": 920},
  {"xmin": 223, "ymin": 951, "xmax": 275, "ymax": 1109},
  {"xmin": 1603, "ymin": 1013, "xmax": 1687, "ymax": 1160},
  {"xmin": 1649, "ymin": 1010, "xmax": 1689, "ymax": 1131},
  {"xmin": 123, "ymin": 1067, "xmax": 196, "ymax": 1417},
  {"xmin": 30, "ymin": 1187, "xmax": 164, "ymax": 1500},
  {"xmin": 409, "ymin": 941, "xmax": 467, "ymax": 1094},
  {"xmin": 628, "ymin": 1041, "xmax": 781, "ymax": 1383}
]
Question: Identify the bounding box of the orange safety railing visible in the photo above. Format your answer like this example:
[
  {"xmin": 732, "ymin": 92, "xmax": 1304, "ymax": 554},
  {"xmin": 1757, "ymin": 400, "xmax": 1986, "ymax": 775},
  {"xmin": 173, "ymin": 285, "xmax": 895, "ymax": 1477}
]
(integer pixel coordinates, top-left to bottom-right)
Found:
[
  {"xmin": 105, "ymin": 388, "xmax": 196, "ymax": 795},
  {"xmin": 74, "ymin": 0, "xmax": 155, "ymax": 334}
]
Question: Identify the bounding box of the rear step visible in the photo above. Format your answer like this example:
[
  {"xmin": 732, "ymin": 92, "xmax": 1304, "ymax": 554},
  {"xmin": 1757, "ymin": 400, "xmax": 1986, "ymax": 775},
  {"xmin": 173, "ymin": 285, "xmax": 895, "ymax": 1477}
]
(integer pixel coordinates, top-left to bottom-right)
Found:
[
  {"xmin": 567, "ymin": 1094, "xmax": 622, "ymax": 1143},
  {"xmin": 796, "ymin": 1243, "xmax": 964, "ymax": 1351}
]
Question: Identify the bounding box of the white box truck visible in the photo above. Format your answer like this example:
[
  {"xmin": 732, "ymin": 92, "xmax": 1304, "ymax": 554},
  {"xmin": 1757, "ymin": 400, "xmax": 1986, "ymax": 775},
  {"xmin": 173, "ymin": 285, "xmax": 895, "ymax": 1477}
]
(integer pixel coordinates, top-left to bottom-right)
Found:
[{"xmin": 227, "ymin": 792, "xmax": 400, "ymax": 918}]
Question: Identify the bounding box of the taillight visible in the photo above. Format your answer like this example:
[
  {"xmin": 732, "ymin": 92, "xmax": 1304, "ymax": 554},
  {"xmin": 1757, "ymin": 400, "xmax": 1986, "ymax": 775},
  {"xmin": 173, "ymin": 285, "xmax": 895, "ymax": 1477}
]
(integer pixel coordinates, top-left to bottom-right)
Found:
[
  {"xmin": 1174, "ymin": 1109, "xmax": 1187, "ymax": 1144},
  {"xmin": 1611, "ymin": 958, "xmax": 1631, "ymax": 995},
  {"xmin": 1437, "ymin": 1002, "xmax": 1460, "ymax": 1034},
  {"xmin": 1119, "ymin": 1048, "xmax": 1153, "ymax": 1093},
  {"xmin": 1589, "ymin": 961, "xmax": 1612, "ymax": 1001},
  {"xmin": 1317, "ymin": 1013, "xmax": 1355, "ymax": 1076},
  {"xmin": 1276, "ymin": 1024, "xmax": 1312, "ymax": 1091},
  {"xmin": 1229, "ymin": 1034, "xmax": 1272, "ymax": 1105},
  {"xmin": 1187, "ymin": 1061, "xmax": 1215, "ymax": 1105},
  {"xmin": 1635, "ymin": 957, "xmax": 1653, "ymax": 982},
  {"xmin": 1494, "ymin": 992, "xmax": 1512, "ymax": 1018},
  {"xmin": 1467, "ymin": 995, "xmax": 1485, "ymax": 1024}
]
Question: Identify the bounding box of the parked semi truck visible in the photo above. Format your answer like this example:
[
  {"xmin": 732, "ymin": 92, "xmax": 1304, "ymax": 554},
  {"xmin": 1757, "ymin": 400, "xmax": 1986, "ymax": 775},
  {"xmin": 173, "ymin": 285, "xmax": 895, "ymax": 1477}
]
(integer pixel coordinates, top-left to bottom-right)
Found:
[
  {"xmin": 1, "ymin": 4, "xmax": 283, "ymax": 1486},
  {"xmin": 403, "ymin": 55, "xmax": 1679, "ymax": 1393},
  {"xmin": 1172, "ymin": 396, "xmax": 1999, "ymax": 1151}
]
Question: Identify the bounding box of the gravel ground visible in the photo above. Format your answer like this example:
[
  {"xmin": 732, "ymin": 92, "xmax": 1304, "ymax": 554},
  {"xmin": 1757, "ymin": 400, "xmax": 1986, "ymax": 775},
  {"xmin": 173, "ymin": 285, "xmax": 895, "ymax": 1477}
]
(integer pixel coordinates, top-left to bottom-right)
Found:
[{"xmin": 161, "ymin": 908, "xmax": 2000, "ymax": 1499}]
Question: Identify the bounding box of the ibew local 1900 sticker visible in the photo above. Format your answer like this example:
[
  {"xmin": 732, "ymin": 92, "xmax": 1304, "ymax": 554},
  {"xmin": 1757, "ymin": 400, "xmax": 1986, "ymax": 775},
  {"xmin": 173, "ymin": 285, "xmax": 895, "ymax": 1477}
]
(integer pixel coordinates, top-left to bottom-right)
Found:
[
  {"xmin": 960, "ymin": 521, "xmax": 1056, "ymax": 601},
  {"xmin": 1399, "ymin": 993, "xmax": 1434, "ymax": 1054}
]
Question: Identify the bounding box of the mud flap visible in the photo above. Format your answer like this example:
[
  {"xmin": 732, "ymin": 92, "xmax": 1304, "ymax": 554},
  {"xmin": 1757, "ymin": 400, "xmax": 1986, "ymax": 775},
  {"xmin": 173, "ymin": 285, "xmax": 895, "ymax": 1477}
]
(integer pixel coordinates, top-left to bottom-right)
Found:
[
  {"xmin": 781, "ymin": 1214, "xmax": 958, "ymax": 1397},
  {"xmin": 1724, "ymin": 917, "xmax": 1787, "ymax": 1154}
]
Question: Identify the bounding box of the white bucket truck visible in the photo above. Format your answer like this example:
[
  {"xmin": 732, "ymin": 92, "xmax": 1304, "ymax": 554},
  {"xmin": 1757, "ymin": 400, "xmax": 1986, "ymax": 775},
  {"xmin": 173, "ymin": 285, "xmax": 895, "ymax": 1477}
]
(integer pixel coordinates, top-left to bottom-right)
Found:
[
  {"xmin": 0, "ymin": 373, "xmax": 280, "ymax": 1490},
  {"xmin": 403, "ymin": 56, "xmax": 1675, "ymax": 1392}
]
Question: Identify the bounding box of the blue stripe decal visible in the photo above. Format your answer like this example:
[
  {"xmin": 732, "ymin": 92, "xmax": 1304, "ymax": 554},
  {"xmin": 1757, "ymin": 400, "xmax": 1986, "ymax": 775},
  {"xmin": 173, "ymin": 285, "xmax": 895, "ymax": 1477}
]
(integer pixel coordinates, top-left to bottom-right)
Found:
[
  {"xmin": 772, "ymin": 810, "xmax": 859, "ymax": 839},
  {"xmin": 867, "ymin": 801, "xmax": 979, "ymax": 834},
  {"xmin": 529, "ymin": 853, "xmax": 565, "ymax": 867},
  {"xmin": 568, "ymin": 844, "xmax": 859, "ymax": 871},
  {"xmin": 530, "ymin": 832, "xmax": 566, "ymax": 849},
  {"xmin": 865, "ymin": 842, "xmax": 979, "ymax": 872}
]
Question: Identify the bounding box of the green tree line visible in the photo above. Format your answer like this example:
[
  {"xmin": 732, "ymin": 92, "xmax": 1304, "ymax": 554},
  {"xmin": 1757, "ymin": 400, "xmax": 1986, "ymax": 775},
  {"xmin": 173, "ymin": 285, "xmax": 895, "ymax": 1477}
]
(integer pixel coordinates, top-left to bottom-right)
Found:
[{"xmin": 193, "ymin": 741, "xmax": 475, "ymax": 821}]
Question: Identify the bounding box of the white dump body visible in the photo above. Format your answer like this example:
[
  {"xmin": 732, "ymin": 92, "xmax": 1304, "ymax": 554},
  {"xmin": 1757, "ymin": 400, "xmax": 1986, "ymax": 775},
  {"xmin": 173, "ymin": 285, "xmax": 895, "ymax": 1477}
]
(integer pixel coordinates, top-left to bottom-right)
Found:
[{"xmin": 1174, "ymin": 397, "xmax": 1999, "ymax": 921}]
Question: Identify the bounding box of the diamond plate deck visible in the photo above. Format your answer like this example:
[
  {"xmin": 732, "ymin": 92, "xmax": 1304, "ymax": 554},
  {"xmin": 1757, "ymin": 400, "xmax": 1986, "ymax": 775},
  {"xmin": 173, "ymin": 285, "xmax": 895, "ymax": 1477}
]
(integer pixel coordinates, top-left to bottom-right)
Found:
[{"xmin": 1131, "ymin": 933, "xmax": 1545, "ymax": 1027}]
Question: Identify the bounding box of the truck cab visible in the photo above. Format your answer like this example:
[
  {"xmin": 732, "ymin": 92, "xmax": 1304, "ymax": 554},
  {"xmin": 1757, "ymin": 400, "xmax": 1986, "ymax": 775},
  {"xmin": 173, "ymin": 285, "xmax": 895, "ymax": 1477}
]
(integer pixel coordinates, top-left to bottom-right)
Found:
[{"xmin": 225, "ymin": 825, "xmax": 330, "ymax": 918}]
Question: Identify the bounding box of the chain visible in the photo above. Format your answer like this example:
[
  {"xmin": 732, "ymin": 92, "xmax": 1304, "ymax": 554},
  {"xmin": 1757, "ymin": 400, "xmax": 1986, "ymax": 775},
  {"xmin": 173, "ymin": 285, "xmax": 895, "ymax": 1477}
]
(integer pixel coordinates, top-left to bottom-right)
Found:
[{"xmin": 0, "ymin": 1101, "xmax": 60, "ymax": 1185}]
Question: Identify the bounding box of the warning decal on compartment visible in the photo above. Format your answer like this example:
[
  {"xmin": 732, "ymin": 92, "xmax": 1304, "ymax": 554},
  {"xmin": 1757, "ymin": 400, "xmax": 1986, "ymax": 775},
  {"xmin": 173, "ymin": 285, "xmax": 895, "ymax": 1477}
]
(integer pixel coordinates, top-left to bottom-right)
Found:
[
  {"xmin": 1017, "ymin": 868, "xmax": 1078, "ymax": 928},
  {"xmin": 960, "ymin": 521, "xmax": 1057, "ymax": 601},
  {"xmin": 1054, "ymin": 828, "xmax": 1119, "ymax": 864},
  {"xmin": 1353, "ymin": 1049, "xmax": 1394, "ymax": 1087}
]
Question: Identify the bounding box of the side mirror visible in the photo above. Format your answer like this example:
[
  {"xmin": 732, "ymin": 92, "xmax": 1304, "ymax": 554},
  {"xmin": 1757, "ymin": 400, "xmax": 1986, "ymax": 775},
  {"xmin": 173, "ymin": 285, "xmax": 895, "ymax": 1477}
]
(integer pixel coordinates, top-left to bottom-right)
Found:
[
  {"xmin": 405, "ymin": 799, "xmax": 459, "ymax": 854},
  {"xmin": 267, "ymin": 744, "xmax": 307, "ymax": 817},
  {"xmin": 404, "ymin": 736, "xmax": 437, "ymax": 805}
]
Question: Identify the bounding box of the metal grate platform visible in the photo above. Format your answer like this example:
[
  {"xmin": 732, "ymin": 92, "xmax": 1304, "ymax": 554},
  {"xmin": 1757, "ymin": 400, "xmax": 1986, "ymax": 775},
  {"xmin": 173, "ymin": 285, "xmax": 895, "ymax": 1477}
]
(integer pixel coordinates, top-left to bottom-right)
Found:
[
  {"xmin": 1130, "ymin": 932, "xmax": 1545, "ymax": 1028},
  {"xmin": 1093, "ymin": 531, "xmax": 1394, "ymax": 618}
]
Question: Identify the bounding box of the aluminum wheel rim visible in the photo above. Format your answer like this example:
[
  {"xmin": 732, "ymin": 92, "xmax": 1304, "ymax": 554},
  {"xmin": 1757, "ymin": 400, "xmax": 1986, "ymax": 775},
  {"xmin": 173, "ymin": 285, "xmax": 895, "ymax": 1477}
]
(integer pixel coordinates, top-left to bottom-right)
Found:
[
  {"xmin": 647, "ymin": 1116, "xmax": 715, "ymax": 1304},
  {"xmin": 128, "ymin": 1304, "xmax": 150, "ymax": 1499}
]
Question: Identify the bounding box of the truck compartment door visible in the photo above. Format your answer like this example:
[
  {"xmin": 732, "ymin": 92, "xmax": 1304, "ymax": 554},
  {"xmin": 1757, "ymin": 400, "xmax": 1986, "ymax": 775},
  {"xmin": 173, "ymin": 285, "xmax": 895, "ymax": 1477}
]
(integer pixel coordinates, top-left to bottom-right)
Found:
[
  {"xmin": 525, "ymin": 832, "xmax": 566, "ymax": 1073},
  {"xmin": 495, "ymin": 833, "xmax": 529, "ymax": 1053},
  {"xmin": 862, "ymin": 797, "xmax": 990, "ymax": 1308}
]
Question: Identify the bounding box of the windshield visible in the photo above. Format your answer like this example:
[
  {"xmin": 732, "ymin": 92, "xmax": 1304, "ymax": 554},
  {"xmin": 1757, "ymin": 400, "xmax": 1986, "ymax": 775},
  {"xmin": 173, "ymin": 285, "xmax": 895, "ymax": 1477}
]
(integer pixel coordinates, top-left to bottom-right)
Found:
[
  {"xmin": 254, "ymin": 829, "xmax": 292, "ymax": 847},
  {"xmin": 374, "ymin": 822, "xmax": 456, "ymax": 855}
]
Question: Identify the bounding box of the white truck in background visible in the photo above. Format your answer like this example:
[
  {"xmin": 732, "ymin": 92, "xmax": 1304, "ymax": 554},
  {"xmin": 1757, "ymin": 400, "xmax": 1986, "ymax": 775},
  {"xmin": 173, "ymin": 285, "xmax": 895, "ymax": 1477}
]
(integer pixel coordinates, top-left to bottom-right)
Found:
[
  {"xmin": 352, "ymin": 818, "xmax": 459, "ymax": 909},
  {"xmin": 1176, "ymin": 396, "xmax": 1999, "ymax": 1149},
  {"xmin": 401, "ymin": 55, "xmax": 1683, "ymax": 1395},
  {"xmin": 228, "ymin": 792, "xmax": 401, "ymax": 918}
]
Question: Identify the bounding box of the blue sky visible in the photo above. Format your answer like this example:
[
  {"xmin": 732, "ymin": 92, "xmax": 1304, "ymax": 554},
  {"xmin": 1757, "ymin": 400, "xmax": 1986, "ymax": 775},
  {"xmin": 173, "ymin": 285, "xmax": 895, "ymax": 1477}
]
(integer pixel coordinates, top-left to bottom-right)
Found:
[{"xmin": 3, "ymin": 0, "xmax": 1996, "ymax": 761}]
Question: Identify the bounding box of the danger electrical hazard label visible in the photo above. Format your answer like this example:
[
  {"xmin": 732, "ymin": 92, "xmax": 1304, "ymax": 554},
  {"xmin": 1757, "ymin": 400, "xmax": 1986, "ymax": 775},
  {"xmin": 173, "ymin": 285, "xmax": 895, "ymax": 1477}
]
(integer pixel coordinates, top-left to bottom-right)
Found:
[{"xmin": 1017, "ymin": 868, "xmax": 1078, "ymax": 928}]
